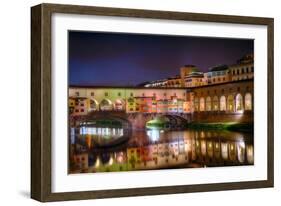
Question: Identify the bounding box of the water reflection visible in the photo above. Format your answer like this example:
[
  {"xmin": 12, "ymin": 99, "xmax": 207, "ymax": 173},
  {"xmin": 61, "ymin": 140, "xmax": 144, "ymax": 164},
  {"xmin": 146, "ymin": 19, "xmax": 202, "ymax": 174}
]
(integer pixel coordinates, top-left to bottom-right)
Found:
[
  {"xmin": 69, "ymin": 127, "xmax": 254, "ymax": 173},
  {"xmin": 79, "ymin": 126, "xmax": 124, "ymax": 137}
]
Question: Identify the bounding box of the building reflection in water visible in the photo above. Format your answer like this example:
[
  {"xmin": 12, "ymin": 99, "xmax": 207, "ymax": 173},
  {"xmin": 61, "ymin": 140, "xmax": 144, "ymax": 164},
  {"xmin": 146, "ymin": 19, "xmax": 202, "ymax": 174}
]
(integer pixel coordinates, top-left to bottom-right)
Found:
[{"xmin": 69, "ymin": 126, "xmax": 254, "ymax": 173}]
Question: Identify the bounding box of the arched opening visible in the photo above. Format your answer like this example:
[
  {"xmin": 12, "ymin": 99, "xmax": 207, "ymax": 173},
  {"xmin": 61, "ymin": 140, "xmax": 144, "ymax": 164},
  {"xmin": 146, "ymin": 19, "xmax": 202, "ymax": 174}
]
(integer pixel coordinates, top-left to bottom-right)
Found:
[
  {"xmin": 245, "ymin": 93, "xmax": 252, "ymax": 110},
  {"xmin": 199, "ymin": 97, "xmax": 205, "ymax": 111},
  {"xmin": 194, "ymin": 97, "xmax": 199, "ymax": 112},
  {"xmin": 235, "ymin": 93, "xmax": 243, "ymax": 112},
  {"xmin": 89, "ymin": 99, "xmax": 99, "ymax": 111},
  {"xmin": 100, "ymin": 99, "xmax": 113, "ymax": 111},
  {"xmin": 213, "ymin": 96, "xmax": 219, "ymax": 111},
  {"xmin": 227, "ymin": 95, "xmax": 234, "ymax": 112},
  {"xmin": 115, "ymin": 99, "xmax": 125, "ymax": 111},
  {"xmin": 220, "ymin": 96, "xmax": 226, "ymax": 111},
  {"xmin": 206, "ymin": 96, "xmax": 211, "ymax": 111}
]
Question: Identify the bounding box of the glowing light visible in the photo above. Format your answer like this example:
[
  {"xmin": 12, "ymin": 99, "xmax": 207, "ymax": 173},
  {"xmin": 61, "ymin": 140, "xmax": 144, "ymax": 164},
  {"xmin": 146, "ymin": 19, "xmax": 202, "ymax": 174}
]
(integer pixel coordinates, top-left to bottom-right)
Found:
[
  {"xmin": 238, "ymin": 141, "xmax": 245, "ymax": 148},
  {"xmin": 70, "ymin": 128, "xmax": 75, "ymax": 144},
  {"xmin": 237, "ymin": 144, "xmax": 245, "ymax": 163},
  {"xmin": 247, "ymin": 145, "xmax": 254, "ymax": 164},
  {"xmin": 108, "ymin": 156, "xmax": 114, "ymax": 165},
  {"xmin": 221, "ymin": 143, "xmax": 228, "ymax": 160},
  {"xmin": 85, "ymin": 135, "xmax": 91, "ymax": 148},
  {"xmin": 95, "ymin": 157, "xmax": 100, "ymax": 168},
  {"xmin": 201, "ymin": 141, "xmax": 206, "ymax": 155},
  {"xmin": 147, "ymin": 129, "xmax": 160, "ymax": 142},
  {"xmin": 117, "ymin": 152, "xmax": 124, "ymax": 163},
  {"xmin": 236, "ymin": 110, "xmax": 244, "ymax": 114},
  {"xmin": 215, "ymin": 143, "xmax": 219, "ymax": 149},
  {"xmin": 245, "ymin": 93, "xmax": 252, "ymax": 110}
]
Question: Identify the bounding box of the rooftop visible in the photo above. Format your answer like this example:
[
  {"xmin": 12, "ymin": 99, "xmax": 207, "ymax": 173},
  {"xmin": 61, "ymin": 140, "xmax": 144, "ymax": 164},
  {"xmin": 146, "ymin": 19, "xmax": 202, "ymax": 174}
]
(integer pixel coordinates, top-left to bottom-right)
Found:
[
  {"xmin": 185, "ymin": 72, "xmax": 204, "ymax": 78},
  {"xmin": 209, "ymin": 64, "xmax": 229, "ymax": 72},
  {"xmin": 237, "ymin": 54, "xmax": 254, "ymax": 64}
]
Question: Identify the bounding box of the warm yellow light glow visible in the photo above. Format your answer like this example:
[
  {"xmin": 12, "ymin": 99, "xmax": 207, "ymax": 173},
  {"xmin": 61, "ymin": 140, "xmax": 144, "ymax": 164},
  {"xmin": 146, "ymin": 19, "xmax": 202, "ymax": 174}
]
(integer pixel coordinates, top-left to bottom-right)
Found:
[
  {"xmin": 95, "ymin": 157, "xmax": 100, "ymax": 168},
  {"xmin": 108, "ymin": 156, "xmax": 114, "ymax": 165}
]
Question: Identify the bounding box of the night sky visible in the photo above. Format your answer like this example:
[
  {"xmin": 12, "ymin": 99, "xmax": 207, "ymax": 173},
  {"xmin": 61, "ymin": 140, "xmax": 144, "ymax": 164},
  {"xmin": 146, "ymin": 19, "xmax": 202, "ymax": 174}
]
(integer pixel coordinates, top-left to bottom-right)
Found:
[{"xmin": 68, "ymin": 31, "xmax": 253, "ymax": 86}]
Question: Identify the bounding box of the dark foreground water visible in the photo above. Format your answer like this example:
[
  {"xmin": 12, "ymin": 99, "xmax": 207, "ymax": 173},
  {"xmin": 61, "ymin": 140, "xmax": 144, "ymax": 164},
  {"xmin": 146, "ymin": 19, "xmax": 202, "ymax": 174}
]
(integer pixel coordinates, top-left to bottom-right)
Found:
[{"xmin": 69, "ymin": 127, "xmax": 254, "ymax": 173}]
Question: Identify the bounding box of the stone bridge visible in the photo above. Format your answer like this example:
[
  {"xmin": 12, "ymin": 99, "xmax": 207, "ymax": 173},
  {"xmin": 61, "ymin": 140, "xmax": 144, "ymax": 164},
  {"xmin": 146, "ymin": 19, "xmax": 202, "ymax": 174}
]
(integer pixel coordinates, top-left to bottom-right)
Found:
[{"xmin": 71, "ymin": 111, "xmax": 192, "ymax": 130}]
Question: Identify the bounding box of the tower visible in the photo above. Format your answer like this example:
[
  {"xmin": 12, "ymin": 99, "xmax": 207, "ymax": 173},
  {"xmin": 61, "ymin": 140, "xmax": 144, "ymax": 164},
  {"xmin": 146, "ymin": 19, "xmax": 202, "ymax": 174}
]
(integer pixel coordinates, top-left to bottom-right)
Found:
[{"xmin": 180, "ymin": 65, "xmax": 199, "ymax": 86}]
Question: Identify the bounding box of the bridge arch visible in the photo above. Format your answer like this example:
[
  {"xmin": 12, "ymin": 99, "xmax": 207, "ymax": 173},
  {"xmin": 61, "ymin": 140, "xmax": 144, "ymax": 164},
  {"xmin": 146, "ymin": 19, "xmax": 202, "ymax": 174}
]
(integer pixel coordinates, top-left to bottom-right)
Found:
[
  {"xmin": 235, "ymin": 93, "xmax": 243, "ymax": 112},
  {"xmin": 199, "ymin": 97, "xmax": 205, "ymax": 111},
  {"xmin": 227, "ymin": 94, "xmax": 234, "ymax": 112},
  {"xmin": 220, "ymin": 96, "xmax": 226, "ymax": 111},
  {"xmin": 89, "ymin": 99, "xmax": 99, "ymax": 112},
  {"xmin": 212, "ymin": 96, "xmax": 219, "ymax": 111},
  {"xmin": 245, "ymin": 93, "xmax": 252, "ymax": 110},
  {"xmin": 206, "ymin": 96, "xmax": 211, "ymax": 111},
  {"xmin": 100, "ymin": 99, "xmax": 113, "ymax": 111}
]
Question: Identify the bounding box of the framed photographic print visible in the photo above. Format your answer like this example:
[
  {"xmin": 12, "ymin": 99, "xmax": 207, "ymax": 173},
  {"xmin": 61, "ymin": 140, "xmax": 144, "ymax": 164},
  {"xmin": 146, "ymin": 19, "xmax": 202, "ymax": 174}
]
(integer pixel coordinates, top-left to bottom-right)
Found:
[{"xmin": 31, "ymin": 3, "xmax": 274, "ymax": 202}]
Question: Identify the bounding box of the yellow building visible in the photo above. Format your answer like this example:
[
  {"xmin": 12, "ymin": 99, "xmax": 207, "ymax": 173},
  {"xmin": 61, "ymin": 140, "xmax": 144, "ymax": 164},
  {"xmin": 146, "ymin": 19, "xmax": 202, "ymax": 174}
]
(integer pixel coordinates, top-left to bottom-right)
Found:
[
  {"xmin": 69, "ymin": 97, "xmax": 76, "ymax": 114},
  {"xmin": 229, "ymin": 54, "xmax": 254, "ymax": 81},
  {"xmin": 166, "ymin": 75, "xmax": 182, "ymax": 88},
  {"xmin": 184, "ymin": 72, "xmax": 207, "ymax": 87},
  {"xmin": 180, "ymin": 65, "xmax": 199, "ymax": 87},
  {"xmin": 207, "ymin": 65, "xmax": 230, "ymax": 84},
  {"xmin": 126, "ymin": 97, "xmax": 135, "ymax": 113}
]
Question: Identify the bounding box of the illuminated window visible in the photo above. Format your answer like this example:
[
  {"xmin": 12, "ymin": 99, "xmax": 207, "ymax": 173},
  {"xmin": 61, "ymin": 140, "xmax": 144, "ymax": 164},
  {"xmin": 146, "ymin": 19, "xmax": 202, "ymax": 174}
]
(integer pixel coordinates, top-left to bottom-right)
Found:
[
  {"xmin": 199, "ymin": 97, "xmax": 205, "ymax": 111},
  {"xmin": 227, "ymin": 95, "xmax": 234, "ymax": 112},
  {"xmin": 220, "ymin": 96, "xmax": 226, "ymax": 111},
  {"xmin": 206, "ymin": 96, "xmax": 211, "ymax": 111},
  {"xmin": 235, "ymin": 93, "xmax": 243, "ymax": 112},
  {"xmin": 245, "ymin": 93, "xmax": 252, "ymax": 110},
  {"xmin": 213, "ymin": 96, "xmax": 219, "ymax": 111}
]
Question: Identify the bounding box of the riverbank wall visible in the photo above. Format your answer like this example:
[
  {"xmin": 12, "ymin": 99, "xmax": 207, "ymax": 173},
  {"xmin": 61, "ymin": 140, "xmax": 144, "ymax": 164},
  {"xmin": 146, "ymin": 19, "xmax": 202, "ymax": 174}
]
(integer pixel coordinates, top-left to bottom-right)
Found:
[{"xmin": 191, "ymin": 111, "xmax": 253, "ymax": 123}]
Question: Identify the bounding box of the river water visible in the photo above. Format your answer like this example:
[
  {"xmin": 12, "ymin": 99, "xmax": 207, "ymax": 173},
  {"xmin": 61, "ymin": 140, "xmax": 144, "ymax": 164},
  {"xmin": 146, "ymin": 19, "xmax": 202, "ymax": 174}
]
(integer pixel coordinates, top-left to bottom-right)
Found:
[{"xmin": 69, "ymin": 126, "xmax": 254, "ymax": 173}]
